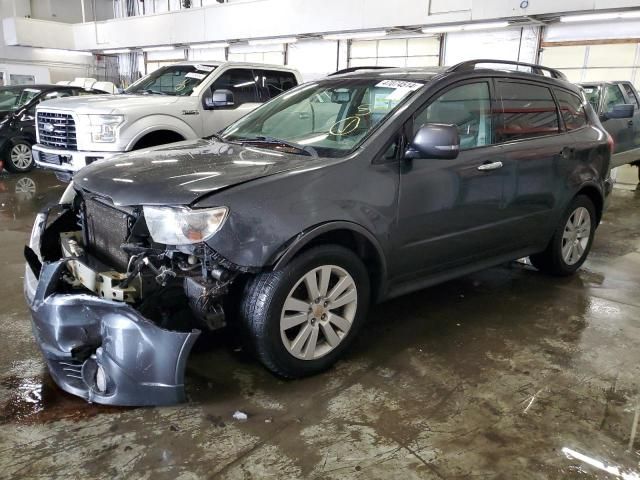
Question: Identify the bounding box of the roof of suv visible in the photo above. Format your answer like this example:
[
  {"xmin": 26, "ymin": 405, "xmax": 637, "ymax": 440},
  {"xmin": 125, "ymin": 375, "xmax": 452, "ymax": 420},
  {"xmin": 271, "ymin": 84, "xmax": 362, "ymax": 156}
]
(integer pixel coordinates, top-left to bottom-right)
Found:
[{"xmin": 169, "ymin": 60, "xmax": 299, "ymax": 72}]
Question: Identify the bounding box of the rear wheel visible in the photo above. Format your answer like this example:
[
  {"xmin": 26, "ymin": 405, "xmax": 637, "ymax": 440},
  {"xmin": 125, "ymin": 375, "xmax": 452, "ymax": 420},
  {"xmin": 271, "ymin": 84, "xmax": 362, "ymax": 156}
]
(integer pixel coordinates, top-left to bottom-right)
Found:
[
  {"xmin": 5, "ymin": 141, "xmax": 34, "ymax": 173},
  {"xmin": 240, "ymin": 245, "xmax": 370, "ymax": 378},
  {"xmin": 530, "ymin": 195, "xmax": 596, "ymax": 276}
]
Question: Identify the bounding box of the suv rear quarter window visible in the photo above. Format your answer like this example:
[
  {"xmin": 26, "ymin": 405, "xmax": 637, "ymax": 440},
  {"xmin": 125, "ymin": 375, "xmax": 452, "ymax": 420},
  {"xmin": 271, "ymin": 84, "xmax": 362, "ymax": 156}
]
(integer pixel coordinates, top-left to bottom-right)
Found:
[
  {"xmin": 496, "ymin": 81, "xmax": 560, "ymax": 142},
  {"xmin": 554, "ymin": 89, "xmax": 588, "ymax": 131}
]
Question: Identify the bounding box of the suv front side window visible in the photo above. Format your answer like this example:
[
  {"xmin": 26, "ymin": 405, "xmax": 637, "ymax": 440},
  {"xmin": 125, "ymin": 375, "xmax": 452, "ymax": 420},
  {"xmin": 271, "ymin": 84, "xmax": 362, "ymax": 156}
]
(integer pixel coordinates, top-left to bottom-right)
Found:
[
  {"xmin": 414, "ymin": 82, "xmax": 493, "ymax": 150},
  {"xmin": 603, "ymin": 84, "xmax": 626, "ymax": 112},
  {"xmin": 496, "ymin": 82, "xmax": 559, "ymax": 142}
]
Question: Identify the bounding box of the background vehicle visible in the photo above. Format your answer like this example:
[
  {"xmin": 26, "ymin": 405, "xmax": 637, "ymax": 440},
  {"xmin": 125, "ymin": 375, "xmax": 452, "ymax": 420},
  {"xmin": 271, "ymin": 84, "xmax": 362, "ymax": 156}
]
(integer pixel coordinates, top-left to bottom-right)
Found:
[
  {"xmin": 32, "ymin": 62, "xmax": 301, "ymax": 175},
  {"xmin": 579, "ymin": 81, "xmax": 640, "ymax": 169},
  {"xmin": 0, "ymin": 85, "xmax": 107, "ymax": 173},
  {"xmin": 25, "ymin": 60, "xmax": 612, "ymax": 406}
]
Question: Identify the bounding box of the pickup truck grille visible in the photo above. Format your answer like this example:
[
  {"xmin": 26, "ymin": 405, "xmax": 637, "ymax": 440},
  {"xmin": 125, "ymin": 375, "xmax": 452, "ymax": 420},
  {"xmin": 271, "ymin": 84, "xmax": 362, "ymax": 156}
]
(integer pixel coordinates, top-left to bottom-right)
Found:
[
  {"xmin": 83, "ymin": 196, "xmax": 132, "ymax": 271},
  {"xmin": 37, "ymin": 112, "xmax": 77, "ymax": 150}
]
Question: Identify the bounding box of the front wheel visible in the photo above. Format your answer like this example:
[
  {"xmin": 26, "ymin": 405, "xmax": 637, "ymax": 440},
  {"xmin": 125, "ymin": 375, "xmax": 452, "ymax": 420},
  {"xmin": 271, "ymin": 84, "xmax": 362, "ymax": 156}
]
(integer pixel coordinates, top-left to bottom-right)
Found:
[
  {"xmin": 530, "ymin": 195, "xmax": 596, "ymax": 276},
  {"xmin": 5, "ymin": 141, "xmax": 34, "ymax": 173},
  {"xmin": 240, "ymin": 245, "xmax": 370, "ymax": 378}
]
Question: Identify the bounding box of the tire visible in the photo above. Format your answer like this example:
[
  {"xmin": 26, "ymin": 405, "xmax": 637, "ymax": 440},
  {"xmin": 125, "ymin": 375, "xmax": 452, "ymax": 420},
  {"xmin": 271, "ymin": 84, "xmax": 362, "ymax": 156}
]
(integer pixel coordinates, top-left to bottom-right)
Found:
[
  {"xmin": 240, "ymin": 245, "xmax": 370, "ymax": 379},
  {"xmin": 4, "ymin": 141, "xmax": 34, "ymax": 173},
  {"xmin": 530, "ymin": 195, "xmax": 596, "ymax": 276}
]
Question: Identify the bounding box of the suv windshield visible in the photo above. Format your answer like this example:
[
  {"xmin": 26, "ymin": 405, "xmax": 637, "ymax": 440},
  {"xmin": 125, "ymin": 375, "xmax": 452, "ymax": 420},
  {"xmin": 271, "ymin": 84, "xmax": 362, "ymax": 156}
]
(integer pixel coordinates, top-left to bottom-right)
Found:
[
  {"xmin": 0, "ymin": 87, "xmax": 41, "ymax": 111},
  {"xmin": 222, "ymin": 78, "xmax": 425, "ymax": 157},
  {"xmin": 581, "ymin": 85, "xmax": 601, "ymax": 111},
  {"xmin": 126, "ymin": 64, "xmax": 217, "ymax": 96}
]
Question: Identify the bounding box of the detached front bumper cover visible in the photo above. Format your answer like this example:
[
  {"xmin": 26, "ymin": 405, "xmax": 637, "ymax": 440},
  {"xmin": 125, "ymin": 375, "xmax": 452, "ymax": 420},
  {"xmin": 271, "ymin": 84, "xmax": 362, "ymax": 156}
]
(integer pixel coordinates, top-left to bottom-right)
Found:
[{"xmin": 24, "ymin": 210, "xmax": 200, "ymax": 406}]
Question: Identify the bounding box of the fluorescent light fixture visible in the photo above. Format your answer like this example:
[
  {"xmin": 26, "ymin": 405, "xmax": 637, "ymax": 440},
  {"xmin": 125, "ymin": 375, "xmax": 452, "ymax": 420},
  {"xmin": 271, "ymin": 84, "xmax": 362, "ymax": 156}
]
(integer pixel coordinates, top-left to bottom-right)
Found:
[
  {"xmin": 102, "ymin": 48, "xmax": 131, "ymax": 54},
  {"xmin": 142, "ymin": 46, "xmax": 177, "ymax": 52},
  {"xmin": 323, "ymin": 30, "xmax": 387, "ymax": 40},
  {"xmin": 192, "ymin": 42, "xmax": 229, "ymax": 49},
  {"xmin": 422, "ymin": 21, "xmax": 509, "ymax": 34},
  {"xmin": 41, "ymin": 48, "xmax": 93, "ymax": 57},
  {"xmin": 248, "ymin": 37, "xmax": 298, "ymax": 46},
  {"xmin": 560, "ymin": 10, "xmax": 640, "ymax": 22}
]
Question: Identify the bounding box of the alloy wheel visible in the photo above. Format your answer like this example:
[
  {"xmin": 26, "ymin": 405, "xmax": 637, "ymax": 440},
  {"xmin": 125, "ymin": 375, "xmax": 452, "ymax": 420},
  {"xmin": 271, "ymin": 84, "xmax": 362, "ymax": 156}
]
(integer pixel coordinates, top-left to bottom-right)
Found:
[
  {"xmin": 10, "ymin": 144, "xmax": 32, "ymax": 170},
  {"xmin": 561, "ymin": 206, "xmax": 591, "ymax": 266},
  {"xmin": 280, "ymin": 265, "xmax": 358, "ymax": 360}
]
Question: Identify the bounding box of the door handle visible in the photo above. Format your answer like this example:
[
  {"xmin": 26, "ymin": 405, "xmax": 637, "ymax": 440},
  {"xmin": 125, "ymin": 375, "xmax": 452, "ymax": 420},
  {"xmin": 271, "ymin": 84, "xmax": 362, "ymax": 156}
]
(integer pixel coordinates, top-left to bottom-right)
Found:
[
  {"xmin": 477, "ymin": 161, "xmax": 503, "ymax": 171},
  {"xmin": 628, "ymin": 120, "xmax": 634, "ymax": 127}
]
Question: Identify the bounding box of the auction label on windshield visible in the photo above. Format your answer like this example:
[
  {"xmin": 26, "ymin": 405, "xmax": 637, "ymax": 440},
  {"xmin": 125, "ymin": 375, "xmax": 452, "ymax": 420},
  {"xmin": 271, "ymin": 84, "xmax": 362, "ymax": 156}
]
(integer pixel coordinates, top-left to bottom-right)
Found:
[
  {"xmin": 195, "ymin": 64, "xmax": 216, "ymax": 72},
  {"xmin": 185, "ymin": 72, "xmax": 206, "ymax": 80},
  {"xmin": 376, "ymin": 80, "xmax": 423, "ymax": 90}
]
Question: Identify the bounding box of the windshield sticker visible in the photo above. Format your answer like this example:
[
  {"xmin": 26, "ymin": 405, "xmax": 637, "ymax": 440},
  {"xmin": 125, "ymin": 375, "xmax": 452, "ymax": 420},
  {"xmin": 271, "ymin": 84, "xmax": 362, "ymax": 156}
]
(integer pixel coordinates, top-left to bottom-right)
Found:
[
  {"xmin": 583, "ymin": 87, "xmax": 595, "ymax": 93},
  {"xmin": 195, "ymin": 64, "xmax": 216, "ymax": 72},
  {"xmin": 375, "ymin": 80, "xmax": 423, "ymax": 91},
  {"xmin": 185, "ymin": 72, "xmax": 206, "ymax": 80}
]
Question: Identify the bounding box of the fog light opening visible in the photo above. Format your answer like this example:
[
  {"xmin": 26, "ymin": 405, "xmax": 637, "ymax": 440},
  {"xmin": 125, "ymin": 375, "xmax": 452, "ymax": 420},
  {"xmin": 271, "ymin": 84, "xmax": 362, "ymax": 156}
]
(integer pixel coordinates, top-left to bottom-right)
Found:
[{"xmin": 95, "ymin": 365, "xmax": 107, "ymax": 393}]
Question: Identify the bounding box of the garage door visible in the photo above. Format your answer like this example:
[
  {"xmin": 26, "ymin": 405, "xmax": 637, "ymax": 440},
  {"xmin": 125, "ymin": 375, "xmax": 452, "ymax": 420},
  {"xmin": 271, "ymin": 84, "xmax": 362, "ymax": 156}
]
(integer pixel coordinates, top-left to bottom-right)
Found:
[
  {"xmin": 349, "ymin": 37, "xmax": 440, "ymax": 68},
  {"xmin": 540, "ymin": 43, "xmax": 640, "ymax": 89}
]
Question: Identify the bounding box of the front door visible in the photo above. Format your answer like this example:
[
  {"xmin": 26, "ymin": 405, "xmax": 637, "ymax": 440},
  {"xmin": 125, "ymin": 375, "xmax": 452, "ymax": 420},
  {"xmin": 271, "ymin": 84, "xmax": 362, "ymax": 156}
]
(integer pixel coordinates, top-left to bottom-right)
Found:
[
  {"xmin": 391, "ymin": 80, "xmax": 511, "ymax": 281},
  {"xmin": 201, "ymin": 68, "xmax": 263, "ymax": 136},
  {"xmin": 601, "ymin": 83, "xmax": 634, "ymax": 167}
]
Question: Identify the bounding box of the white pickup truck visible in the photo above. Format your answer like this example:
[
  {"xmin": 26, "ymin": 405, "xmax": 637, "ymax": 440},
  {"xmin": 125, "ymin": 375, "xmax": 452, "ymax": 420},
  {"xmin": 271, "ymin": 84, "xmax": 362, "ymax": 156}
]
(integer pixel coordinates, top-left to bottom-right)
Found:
[{"xmin": 32, "ymin": 61, "xmax": 301, "ymax": 175}]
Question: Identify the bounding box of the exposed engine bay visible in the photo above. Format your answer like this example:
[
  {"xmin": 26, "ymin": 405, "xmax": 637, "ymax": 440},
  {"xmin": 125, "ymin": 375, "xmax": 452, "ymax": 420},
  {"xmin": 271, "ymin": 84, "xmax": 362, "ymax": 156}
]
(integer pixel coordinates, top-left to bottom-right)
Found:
[{"xmin": 24, "ymin": 187, "xmax": 247, "ymax": 406}]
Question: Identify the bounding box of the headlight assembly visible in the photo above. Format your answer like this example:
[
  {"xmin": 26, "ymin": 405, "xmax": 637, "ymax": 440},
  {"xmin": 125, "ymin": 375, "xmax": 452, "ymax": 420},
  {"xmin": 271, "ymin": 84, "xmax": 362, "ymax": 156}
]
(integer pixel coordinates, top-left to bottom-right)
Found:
[
  {"xmin": 88, "ymin": 114, "xmax": 124, "ymax": 143},
  {"xmin": 143, "ymin": 206, "xmax": 228, "ymax": 245}
]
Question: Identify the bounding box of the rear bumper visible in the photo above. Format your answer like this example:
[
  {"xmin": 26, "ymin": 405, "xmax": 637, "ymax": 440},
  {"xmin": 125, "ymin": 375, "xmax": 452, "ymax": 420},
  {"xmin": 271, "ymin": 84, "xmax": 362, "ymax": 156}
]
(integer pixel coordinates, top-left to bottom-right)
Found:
[
  {"xmin": 32, "ymin": 144, "xmax": 119, "ymax": 173},
  {"xmin": 24, "ymin": 210, "xmax": 200, "ymax": 406}
]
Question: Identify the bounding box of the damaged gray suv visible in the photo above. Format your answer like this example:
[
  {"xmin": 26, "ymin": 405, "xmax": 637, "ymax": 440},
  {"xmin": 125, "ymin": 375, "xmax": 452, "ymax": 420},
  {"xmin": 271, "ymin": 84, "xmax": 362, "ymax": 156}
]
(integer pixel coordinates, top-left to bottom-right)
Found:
[{"xmin": 25, "ymin": 60, "xmax": 613, "ymax": 406}]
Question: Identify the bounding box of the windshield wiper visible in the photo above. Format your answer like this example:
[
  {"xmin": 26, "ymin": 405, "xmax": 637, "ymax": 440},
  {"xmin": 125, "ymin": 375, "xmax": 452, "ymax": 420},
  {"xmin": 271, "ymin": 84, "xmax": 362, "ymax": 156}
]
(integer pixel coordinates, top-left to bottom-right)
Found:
[
  {"xmin": 237, "ymin": 136, "xmax": 317, "ymax": 157},
  {"xmin": 136, "ymin": 89, "xmax": 169, "ymax": 96}
]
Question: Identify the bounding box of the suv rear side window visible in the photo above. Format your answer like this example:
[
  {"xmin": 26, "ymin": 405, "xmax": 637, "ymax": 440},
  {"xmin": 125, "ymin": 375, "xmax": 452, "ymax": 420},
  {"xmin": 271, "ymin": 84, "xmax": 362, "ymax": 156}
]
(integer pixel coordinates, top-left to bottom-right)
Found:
[
  {"xmin": 554, "ymin": 89, "xmax": 588, "ymax": 130},
  {"xmin": 496, "ymin": 82, "xmax": 559, "ymax": 142},
  {"xmin": 209, "ymin": 69, "xmax": 259, "ymax": 107},
  {"xmin": 257, "ymin": 70, "xmax": 298, "ymax": 100},
  {"xmin": 621, "ymin": 83, "xmax": 640, "ymax": 109},
  {"xmin": 414, "ymin": 82, "xmax": 492, "ymax": 150}
]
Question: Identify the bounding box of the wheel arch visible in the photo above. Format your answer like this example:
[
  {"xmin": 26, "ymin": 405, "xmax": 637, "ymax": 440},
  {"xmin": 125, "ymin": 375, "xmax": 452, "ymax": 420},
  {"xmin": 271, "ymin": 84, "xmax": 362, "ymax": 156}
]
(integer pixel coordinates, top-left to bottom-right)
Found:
[
  {"xmin": 575, "ymin": 183, "xmax": 604, "ymax": 224},
  {"xmin": 271, "ymin": 222, "xmax": 388, "ymax": 302},
  {"xmin": 124, "ymin": 115, "xmax": 198, "ymax": 151}
]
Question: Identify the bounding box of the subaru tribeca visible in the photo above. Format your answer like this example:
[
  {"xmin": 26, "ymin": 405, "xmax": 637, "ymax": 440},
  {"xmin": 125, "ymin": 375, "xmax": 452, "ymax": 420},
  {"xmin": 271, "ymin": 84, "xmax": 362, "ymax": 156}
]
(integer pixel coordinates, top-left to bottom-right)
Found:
[{"xmin": 24, "ymin": 60, "xmax": 613, "ymax": 406}]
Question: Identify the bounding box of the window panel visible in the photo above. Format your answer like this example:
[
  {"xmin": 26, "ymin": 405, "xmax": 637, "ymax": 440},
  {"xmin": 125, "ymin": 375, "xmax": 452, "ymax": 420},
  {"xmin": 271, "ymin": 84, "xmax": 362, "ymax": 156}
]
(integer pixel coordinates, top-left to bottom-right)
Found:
[
  {"xmin": 540, "ymin": 46, "xmax": 586, "ymax": 69},
  {"xmin": 408, "ymin": 37, "xmax": 439, "ymax": 56},
  {"xmin": 210, "ymin": 69, "xmax": 259, "ymax": 106},
  {"xmin": 414, "ymin": 82, "xmax": 492, "ymax": 150},
  {"xmin": 583, "ymin": 67, "xmax": 634, "ymax": 83},
  {"xmin": 603, "ymin": 84, "xmax": 626, "ymax": 110},
  {"xmin": 377, "ymin": 56, "xmax": 406, "ymax": 67},
  {"xmin": 588, "ymin": 44, "xmax": 637, "ymax": 68},
  {"xmin": 351, "ymin": 41, "xmax": 377, "ymax": 58},
  {"xmin": 497, "ymin": 82, "xmax": 559, "ymax": 142},
  {"xmin": 406, "ymin": 56, "xmax": 439, "ymax": 67},
  {"xmin": 622, "ymin": 83, "xmax": 640, "ymax": 109},
  {"xmin": 554, "ymin": 89, "xmax": 587, "ymax": 131},
  {"xmin": 377, "ymin": 39, "xmax": 407, "ymax": 57}
]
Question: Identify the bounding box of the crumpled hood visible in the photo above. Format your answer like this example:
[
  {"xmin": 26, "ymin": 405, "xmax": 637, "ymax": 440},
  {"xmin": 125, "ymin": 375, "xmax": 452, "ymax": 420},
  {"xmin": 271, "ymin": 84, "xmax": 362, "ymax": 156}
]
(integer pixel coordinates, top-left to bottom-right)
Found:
[
  {"xmin": 73, "ymin": 139, "xmax": 326, "ymax": 206},
  {"xmin": 37, "ymin": 94, "xmax": 185, "ymax": 115}
]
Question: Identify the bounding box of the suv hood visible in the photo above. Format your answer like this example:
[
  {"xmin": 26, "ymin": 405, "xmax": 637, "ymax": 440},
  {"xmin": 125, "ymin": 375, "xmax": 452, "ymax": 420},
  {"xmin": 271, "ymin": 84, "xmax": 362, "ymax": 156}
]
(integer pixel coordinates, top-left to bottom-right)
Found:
[
  {"xmin": 74, "ymin": 139, "xmax": 327, "ymax": 206},
  {"xmin": 37, "ymin": 94, "xmax": 187, "ymax": 114}
]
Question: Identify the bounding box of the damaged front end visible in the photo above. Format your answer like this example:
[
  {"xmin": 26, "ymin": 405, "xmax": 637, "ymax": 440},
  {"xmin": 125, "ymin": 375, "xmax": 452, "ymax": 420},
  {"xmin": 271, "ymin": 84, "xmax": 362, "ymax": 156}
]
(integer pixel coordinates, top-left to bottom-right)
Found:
[{"xmin": 24, "ymin": 188, "xmax": 240, "ymax": 406}]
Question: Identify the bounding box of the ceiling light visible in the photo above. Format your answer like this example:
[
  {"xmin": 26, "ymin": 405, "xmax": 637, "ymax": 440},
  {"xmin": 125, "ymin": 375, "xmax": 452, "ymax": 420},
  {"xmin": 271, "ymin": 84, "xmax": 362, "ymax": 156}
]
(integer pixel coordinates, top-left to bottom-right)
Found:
[
  {"xmin": 323, "ymin": 30, "xmax": 388, "ymax": 40},
  {"xmin": 142, "ymin": 46, "xmax": 177, "ymax": 52},
  {"xmin": 191, "ymin": 42, "xmax": 229, "ymax": 49},
  {"xmin": 102, "ymin": 48, "xmax": 131, "ymax": 54},
  {"xmin": 422, "ymin": 21, "xmax": 510, "ymax": 34},
  {"xmin": 41, "ymin": 48, "xmax": 93, "ymax": 57},
  {"xmin": 248, "ymin": 37, "xmax": 298, "ymax": 46},
  {"xmin": 560, "ymin": 10, "xmax": 640, "ymax": 22}
]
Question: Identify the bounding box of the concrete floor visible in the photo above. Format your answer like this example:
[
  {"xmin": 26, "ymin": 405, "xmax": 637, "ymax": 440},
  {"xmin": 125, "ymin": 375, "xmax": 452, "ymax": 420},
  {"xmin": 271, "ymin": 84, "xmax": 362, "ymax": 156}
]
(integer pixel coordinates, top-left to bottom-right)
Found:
[{"xmin": 1, "ymin": 170, "xmax": 640, "ymax": 479}]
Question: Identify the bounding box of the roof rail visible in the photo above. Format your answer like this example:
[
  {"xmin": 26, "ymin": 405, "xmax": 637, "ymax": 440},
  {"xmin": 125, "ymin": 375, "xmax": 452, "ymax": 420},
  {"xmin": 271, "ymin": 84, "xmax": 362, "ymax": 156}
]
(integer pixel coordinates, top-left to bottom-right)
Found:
[
  {"xmin": 447, "ymin": 59, "xmax": 567, "ymax": 80},
  {"xmin": 329, "ymin": 66, "xmax": 391, "ymax": 76}
]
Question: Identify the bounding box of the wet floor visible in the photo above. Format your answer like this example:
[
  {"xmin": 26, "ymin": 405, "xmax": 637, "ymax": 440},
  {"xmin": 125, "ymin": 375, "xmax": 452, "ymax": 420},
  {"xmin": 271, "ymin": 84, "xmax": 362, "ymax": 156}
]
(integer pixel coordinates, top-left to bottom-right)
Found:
[{"xmin": 1, "ymin": 169, "xmax": 640, "ymax": 479}]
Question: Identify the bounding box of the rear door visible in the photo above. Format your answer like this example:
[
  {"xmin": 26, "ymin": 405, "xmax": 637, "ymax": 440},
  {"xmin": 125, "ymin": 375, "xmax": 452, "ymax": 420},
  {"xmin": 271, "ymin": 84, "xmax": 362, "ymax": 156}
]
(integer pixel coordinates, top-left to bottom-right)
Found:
[
  {"xmin": 494, "ymin": 80, "xmax": 567, "ymax": 248},
  {"xmin": 620, "ymin": 82, "xmax": 640, "ymax": 156}
]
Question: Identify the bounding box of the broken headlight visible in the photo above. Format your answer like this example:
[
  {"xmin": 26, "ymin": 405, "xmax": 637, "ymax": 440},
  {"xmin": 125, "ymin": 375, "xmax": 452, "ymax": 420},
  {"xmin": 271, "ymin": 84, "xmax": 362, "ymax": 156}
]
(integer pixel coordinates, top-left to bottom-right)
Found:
[{"xmin": 143, "ymin": 206, "xmax": 228, "ymax": 245}]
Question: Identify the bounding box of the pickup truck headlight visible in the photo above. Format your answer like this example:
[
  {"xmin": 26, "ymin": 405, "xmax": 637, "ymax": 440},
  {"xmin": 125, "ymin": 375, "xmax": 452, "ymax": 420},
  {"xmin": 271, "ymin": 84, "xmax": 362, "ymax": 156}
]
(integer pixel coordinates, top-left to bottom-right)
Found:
[
  {"xmin": 88, "ymin": 114, "xmax": 124, "ymax": 143},
  {"xmin": 143, "ymin": 206, "xmax": 228, "ymax": 245}
]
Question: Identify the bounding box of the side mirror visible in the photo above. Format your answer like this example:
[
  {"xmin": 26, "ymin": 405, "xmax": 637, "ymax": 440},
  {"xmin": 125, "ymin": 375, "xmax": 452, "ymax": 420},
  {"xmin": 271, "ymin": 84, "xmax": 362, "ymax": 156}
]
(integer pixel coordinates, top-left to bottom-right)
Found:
[
  {"xmin": 404, "ymin": 124, "xmax": 460, "ymax": 160},
  {"xmin": 204, "ymin": 89, "xmax": 235, "ymax": 109},
  {"xmin": 603, "ymin": 103, "xmax": 634, "ymax": 120},
  {"xmin": 20, "ymin": 112, "xmax": 35, "ymax": 122}
]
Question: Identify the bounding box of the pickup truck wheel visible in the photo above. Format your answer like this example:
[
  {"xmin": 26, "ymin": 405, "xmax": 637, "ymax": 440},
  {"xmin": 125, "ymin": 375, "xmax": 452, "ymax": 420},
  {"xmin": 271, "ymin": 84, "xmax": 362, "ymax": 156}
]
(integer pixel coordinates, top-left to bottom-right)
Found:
[
  {"xmin": 5, "ymin": 141, "xmax": 34, "ymax": 173},
  {"xmin": 530, "ymin": 195, "xmax": 596, "ymax": 276},
  {"xmin": 240, "ymin": 245, "xmax": 370, "ymax": 379}
]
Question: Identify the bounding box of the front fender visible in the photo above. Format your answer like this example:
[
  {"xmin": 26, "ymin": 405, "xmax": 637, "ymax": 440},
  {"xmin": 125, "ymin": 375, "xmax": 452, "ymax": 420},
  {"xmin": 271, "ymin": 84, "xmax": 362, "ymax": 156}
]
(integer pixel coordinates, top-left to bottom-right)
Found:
[{"xmin": 123, "ymin": 114, "xmax": 199, "ymax": 150}]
